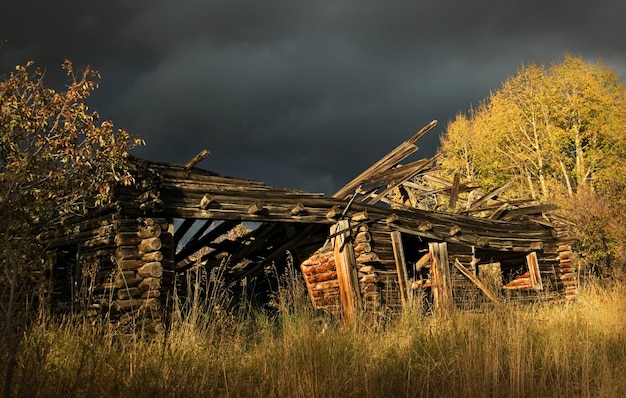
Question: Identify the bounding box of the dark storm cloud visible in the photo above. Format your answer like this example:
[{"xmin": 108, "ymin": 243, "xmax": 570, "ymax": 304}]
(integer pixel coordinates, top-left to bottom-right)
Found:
[{"xmin": 2, "ymin": 0, "xmax": 626, "ymax": 193}]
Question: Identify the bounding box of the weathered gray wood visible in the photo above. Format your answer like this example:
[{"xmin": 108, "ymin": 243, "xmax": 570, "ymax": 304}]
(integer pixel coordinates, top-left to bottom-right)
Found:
[
  {"xmin": 137, "ymin": 262, "xmax": 163, "ymax": 278},
  {"xmin": 333, "ymin": 120, "xmax": 437, "ymax": 200},
  {"xmin": 331, "ymin": 220, "xmax": 363, "ymax": 323},
  {"xmin": 117, "ymin": 287, "xmax": 142, "ymax": 300},
  {"xmin": 326, "ymin": 205, "xmax": 341, "ymax": 220},
  {"xmin": 454, "ymin": 259, "xmax": 500, "ymax": 303},
  {"xmin": 41, "ymin": 224, "xmax": 116, "ymax": 247},
  {"xmin": 448, "ymin": 173, "xmax": 460, "ymax": 211},
  {"xmin": 366, "ymin": 157, "xmax": 438, "ymax": 205},
  {"xmin": 247, "ymin": 201, "xmax": 265, "ymax": 214},
  {"xmin": 139, "ymin": 237, "xmax": 162, "ymax": 253},
  {"xmin": 173, "ymin": 219, "xmax": 194, "ymax": 243},
  {"xmin": 184, "ymin": 149, "xmax": 210, "ymax": 171},
  {"xmin": 390, "ymin": 231, "xmax": 410, "ymax": 307},
  {"xmin": 114, "ymin": 232, "xmax": 142, "ymax": 247},
  {"xmin": 199, "ymin": 193, "xmax": 214, "ymax": 209},
  {"xmin": 429, "ymin": 242, "xmax": 454, "ymax": 317},
  {"xmin": 138, "ymin": 277, "xmax": 161, "ymax": 291},
  {"xmin": 175, "ymin": 220, "xmax": 239, "ymax": 264},
  {"xmin": 290, "ymin": 202, "xmax": 306, "ymax": 215},
  {"xmin": 469, "ymin": 182, "xmax": 514, "ymax": 211}
]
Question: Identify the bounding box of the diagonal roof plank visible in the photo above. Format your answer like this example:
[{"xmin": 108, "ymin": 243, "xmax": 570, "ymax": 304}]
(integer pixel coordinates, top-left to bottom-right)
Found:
[{"xmin": 333, "ymin": 120, "xmax": 438, "ymax": 200}]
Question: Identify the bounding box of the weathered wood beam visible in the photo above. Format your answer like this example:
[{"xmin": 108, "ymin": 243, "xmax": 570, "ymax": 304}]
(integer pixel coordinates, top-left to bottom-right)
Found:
[
  {"xmin": 499, "ymin": 204, "xmax": 559, "ymax": 221},
  {"xmin": 359, "ymin": 158, "xmax": 434, "ymax": 186},
  {"xmin": 326, "ymin": 205, "xmax": 341, "ymax": 220},
  {"xmin": 231, "ymin": 224, "xmax": 326, "ymax": 281},
  {"xmin": 184, "ymin": 149, "xmax": 210, "ymax": 171},
  {"xmin": 173, "ymin": 219, "xmax": 195, "ymax": 244},
  {"xmin": 390, "ymin": 231, "xmax": 410, "ymax": 307},
  {"xmin": 454, "ymin": 259, "xmax": 500, "ymax": 303},
  {"xmin": 448, "ymin": 173, "xmax": 460, "ymax": 211},
  {"xmin": 365, "ymin": 156, "xmax": 439, "ymax": 205},
  {"xmin": 332, "ymin": 220, "xmax": 363, "ymax": 323},
  {"xmin": 175, "ymin": 220, "xmax": 239, "ymax": 264},
  {"xmin": 185, "ymin": 219, "xmax": 214, "ymax": 247},
  {"xmin": 469, "ymin": 182, "xmax": 514, "ymax": 211},
  {"xmin": 429, "ymin": 242, "xmax": 454, "ymax": 317},
  {"xmin": 333, "ymin": 120, "xmax": 437, "ymax": 200},
  {"xmin": 351, "ymin": 210, "xmax": 369, "ymax": 222},
  {"xmin": 526, "ymin": 252, "xmax": 543, "ymax": 290}
]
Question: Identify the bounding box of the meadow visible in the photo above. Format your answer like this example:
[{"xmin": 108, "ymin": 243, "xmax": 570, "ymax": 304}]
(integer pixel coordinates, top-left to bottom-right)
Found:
[{"xmin": 2, "ymin": 276, "xmax": 625, "ymax": 398}]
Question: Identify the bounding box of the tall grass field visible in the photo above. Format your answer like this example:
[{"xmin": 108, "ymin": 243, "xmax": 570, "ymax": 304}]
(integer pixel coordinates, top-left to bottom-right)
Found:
[{"xmin": 1, "ymin": 278, "xmax": 625, "ymax": 397}]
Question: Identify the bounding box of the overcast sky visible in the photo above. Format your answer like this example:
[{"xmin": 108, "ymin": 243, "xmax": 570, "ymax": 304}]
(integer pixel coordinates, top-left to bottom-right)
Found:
[{"xmin": 2, "ymin": 1, "xmax": 625, "ymax": 194}]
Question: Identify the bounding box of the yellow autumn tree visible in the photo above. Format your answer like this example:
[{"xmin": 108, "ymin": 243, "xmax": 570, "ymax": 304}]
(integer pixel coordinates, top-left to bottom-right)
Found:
[
  {"xmin": 441, "ymin": 55, "xmax": 626, "ymax": 201},
  {"xmin": 439, "ymin": 54, "xmax": 626, "ymax": 276}
]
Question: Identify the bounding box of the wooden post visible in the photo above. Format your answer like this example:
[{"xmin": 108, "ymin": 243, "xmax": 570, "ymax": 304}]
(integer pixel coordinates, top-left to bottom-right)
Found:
[
  {"xmin": 448, "ymin": 173, "xmax": 460, "ymax": 211},
  {"xmin": 526, "ymin": 252, "xmax": 543, "ymax": 290},
  {"xmin": 429, "ymin": 242, "xmax": 454, "ymax": 317},
  {"xmin": 390, "ymin": 231, "xmax": 410, "ymax": 307},
  {"xmin": 331, "ymin": 220, "xmax": 362, "ymax": 323}
]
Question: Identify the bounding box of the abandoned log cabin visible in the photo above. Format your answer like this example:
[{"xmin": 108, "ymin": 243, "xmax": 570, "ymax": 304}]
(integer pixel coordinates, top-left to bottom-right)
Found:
[{"xmin": 40, "ymin": 120, "xmax": 578, "ymax": 329}]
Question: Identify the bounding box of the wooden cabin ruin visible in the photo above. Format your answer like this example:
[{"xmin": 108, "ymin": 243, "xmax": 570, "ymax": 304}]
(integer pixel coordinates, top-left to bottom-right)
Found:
[{"xmin": 39, "ymin": 121, "xmax": 578, "ymax": 330}]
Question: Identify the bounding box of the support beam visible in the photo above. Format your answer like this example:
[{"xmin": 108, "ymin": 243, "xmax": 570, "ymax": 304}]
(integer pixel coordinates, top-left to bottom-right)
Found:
[
  {"xmin": 429, "ymin": 242, "xmax": 454, "ymax": 317},
  {"xmin": 390, "ymin": 231, "xmax": 410, "ymax": 307},
  {"xmin": 173, "ymin": 219, "xmax": 196, "ymax": 246},
  {"xmin": 331, "ymin": 220, "xmax": 362, "ymax": 323},
  {"xmin": 448, "ymin": 173, "xmax": 460, "ymax": 211},
  {"xmin": 175, "ymin": 220, "xmax": 239, "ymax": 265}
]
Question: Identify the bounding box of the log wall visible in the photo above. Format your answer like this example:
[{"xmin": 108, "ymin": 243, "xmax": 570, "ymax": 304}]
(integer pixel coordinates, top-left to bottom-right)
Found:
[{"xmin": 45, "ymin": 210, "xmax": 172, "ymax": 333}]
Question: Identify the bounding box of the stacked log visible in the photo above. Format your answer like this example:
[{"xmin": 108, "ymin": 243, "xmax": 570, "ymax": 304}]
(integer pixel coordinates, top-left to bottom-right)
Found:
[
  {"xmin": 355, "ymin": 225, "xmax": 381, "ymax": 310},
  {"xmin": 93, "ymin": 217, "xmax": 171, "ymax": 330},
  {"xmin": 301, "ymin": 246, "xmax": 340, "ymax": 312},
  {"xmin": 557, "ymin": 245, "xmax": 577, "ymax": 301}
]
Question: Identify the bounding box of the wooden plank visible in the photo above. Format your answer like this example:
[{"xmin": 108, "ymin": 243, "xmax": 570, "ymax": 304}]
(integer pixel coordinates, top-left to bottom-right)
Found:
[
  {"xmin": 526, "ymin": 252, "xmax": 543, "ymax": 290},
  {"xmin": 360, "ymin": 158, "xmax": 434, "ymax": 186},
  {"xmin": 331, "ymin": 220, "xmax": 363, "ymax": 323},
  {"xmin": 429, "ymin": 242, "xmax": 454, "ymax": 317},
  {"xmin": 333, "ymin": 120, "xmax": 437, "ymax": 200},
  {"xmin": 453, "ymin": 259, "xmax": 500, "ymax": 303},
  {"xmin": 448, "ymin": 173, "xmax": 460, "ymax": 212},
  {"xmin": 365, "ymin": 157, "xmax": 438, "ymax": 205},
  {"xmin": 499, "ymin": 204, "xmax": 559, "ymax": 220},
  {"xmin": 390, "ymin": 231, "xmax": 410, "ymax": 307},
  {"xmin": 469, "ymin": 181, "xmax": 513, "ymax": 211}
]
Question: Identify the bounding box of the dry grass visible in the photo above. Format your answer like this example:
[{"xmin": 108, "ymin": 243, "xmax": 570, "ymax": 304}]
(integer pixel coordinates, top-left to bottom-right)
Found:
[{"xmin": 2, "ymin": 279, "xmax": 625, "ymax": 398}]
